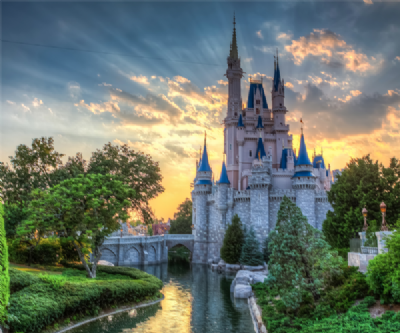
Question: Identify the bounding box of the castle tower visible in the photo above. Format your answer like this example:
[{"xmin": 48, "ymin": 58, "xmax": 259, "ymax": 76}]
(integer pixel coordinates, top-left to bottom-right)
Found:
[
  {"xmin": 225, "ymin": 14, "xmax": 244, "ymax": 187},
  {"xmin": 215, "ymin": 160, "xmax": 230, "ymax": 258},
  {"xmin": 192, "ymin": 132, "xmax": 213, "ymax": 264},
  {"xmin": 236, "ymin": 114, "xmax": 245, "ymax": 190},
  {"xmin": 249, "ymin": 154, "xmax": 271, "ymax": 245},
  {"xmin": 271, "ymin": 50, "xmax": 289, "ymax": 168},
  {"xmin": 291, "ymin": 129, "xmax": 317, "ymax": 228}
]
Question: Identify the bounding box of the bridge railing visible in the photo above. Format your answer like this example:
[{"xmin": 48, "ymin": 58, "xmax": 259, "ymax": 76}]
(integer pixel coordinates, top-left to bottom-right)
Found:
[{"xmin": 164, "ymin": 234, "xmax": 194, "ymax": 240}]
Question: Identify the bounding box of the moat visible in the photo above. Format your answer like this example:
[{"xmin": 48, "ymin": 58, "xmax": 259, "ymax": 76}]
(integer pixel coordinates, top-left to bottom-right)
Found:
[{"xmin": 68, "ymin": 262, "xmax": 255, "ymax": 333}]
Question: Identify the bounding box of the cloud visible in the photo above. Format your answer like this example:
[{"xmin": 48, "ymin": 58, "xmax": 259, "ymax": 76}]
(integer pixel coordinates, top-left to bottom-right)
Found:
[
  {"xmin": 98, "ymin": 82, "xmax": 112, "ymax": 86},
  {"xmin": 364, "ymin": 0, "xmax": 373, "ymax": 4},
  {"xmin": 256, "ymin": 30, "xmax": 263, "ymax": 39},
  {"xmin": 285, "ymin": 29, "xmax": 380, "ymax": 73},
  {"xmin": 243, "ymin": 57, "xmax": 253, "ymax": 62},
  {"xmin": 395, "ymin": 56, "xmax": 400, "ymax": 62},
  {"xmin": 130, "ymin": 75, "xmax": 150, "ymax": 85},
  {"xmin": 164, "ymin": 143, "xmax": 190, "ymax": 158},
  {"xmin": 350, "ymin": 90, "xmax": 362, "ymax": 97},
  {"xmin": 277, "ymin": 32, "xmax": 293, "ymax": 40},
  {"xmin": 6, "ymin": 100, "xmax": 15, "ymax": 105},
  {"xmin": 254, "ymin": 46, "xmax": 275, "ymax": 54},
  {"xmin": 285, "ymin": 82, "xmax": 294, "ymax": 89},
  {"xmin": 32, "ymin": 98, "xmax": 43, "ymax": 107},
  {"xmin": 68, "ymin": 82, "xmax": 81, "ymax": 99},
  {"xmin": 21, "ymin": 104, "xmax": 31, "ymax": 112},
  {"xmin": 217, "ymin": 80, "xmax": 228, "ymax": 86}
]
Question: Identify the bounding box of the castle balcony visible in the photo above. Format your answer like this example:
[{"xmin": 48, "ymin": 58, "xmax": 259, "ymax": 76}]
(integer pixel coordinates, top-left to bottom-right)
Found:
[
  {"xmin": 269, "ymin": 189, "xmax": 296, "ymax": 202},
  {"xmin": 233, "ymin": 190, "xmax": 251, "ymax": 202},
  {"xmin": 274, "ymin": 124, "xmax": 289, "ymax": 131},
  {"xmin": 292, "ymin": 176, "xmax": 317, "ymax": 190}
]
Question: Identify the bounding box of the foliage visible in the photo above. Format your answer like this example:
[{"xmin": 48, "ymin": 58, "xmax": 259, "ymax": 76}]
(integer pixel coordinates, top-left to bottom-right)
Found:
[
  {"xmin": 3, "ymin": 203, "xmax": 29, "ymax": 239},
  {"xmin": 86, "ymin": 142, "xmax": 164, "ymax": 224},
  {"xmin": 9, "ymin": 268, "xmax": 42, "ymax": 293},
  {"xmin": 220, "ymin": 214, "xmax": 245, "ymax": 264},
  {"xmin": 0, "ymin": 203, "xmax": 10, "ymax": 325},
  {"xmin": 323, "ymin": 155, "xmax": 400, "ymax": 248},
  {"xmin": 366, "ymin": 219, "xmax": 400, "ymax": 303},
  {"xmin": 364, "ymin": 220, "xmax": 379, "ymax": 247},
  {"xmin": 263, "ymin": 236, "xmax": 271, "ymax": 264},
  {"xmin": 253, "ymin": 265, "xmax": 374, "ymax": 333},
  {"xmin": 7, "ymin": 266, "xmax": 162, "ymax": 333},
  {"xmin": 168, "ymin": 245, "xmax": 190, "ymax": 263},
  {"xmin": 147, "ymin": 224, "xmax": 153, "ymax": 236},
  {"xmin": 169, "ymin": 198, "xmax": 192, "ymax": 234},
  {"xmin": 267, "ymin": 196, "xmax": 343, "ymax": 312},
  {"xmin": 240, "ymin": 226, "xmax": 264, "ymax": 266},
  {"xmin": 17, "ymin": 173, "xmax": 135, "ymax": 278}
]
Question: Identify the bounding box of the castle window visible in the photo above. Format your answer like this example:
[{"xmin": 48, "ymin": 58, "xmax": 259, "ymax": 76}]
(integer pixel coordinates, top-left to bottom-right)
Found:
[
  {"xmin": 234, "ymin": 112, "xmax": 237, "ymax": 116},
  {"xmin": 280, "ymin": 103, "xmax": 282, "ymax": 107},
  {"xmin": 230, "ymin": 144, "xmax": 232, "ymax": 151},
  {"xmin": 256, "ymin": 100, "xmax": 260, "ymax": 105},
  {"xmin": 256, "ymin": 108, "xmax": 260, "ymax": 114},
  {"xmin": 249, "ymin": 150, "xmax": 252, "ymax": 157}
]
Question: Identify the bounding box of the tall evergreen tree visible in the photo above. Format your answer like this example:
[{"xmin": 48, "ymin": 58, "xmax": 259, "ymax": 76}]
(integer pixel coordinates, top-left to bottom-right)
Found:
[
  {"xmin": 263, "ymin": 236, "xmax": 271, "ymax": 264},
  {"xmin": 0, "ymin": 202, "xmax": 10, "ymax": 325},
  {"xmin": 220, "ymin": 214, "xmax": 245, "ymax": 264},
  {"xmin": 240, "ymin": 226, "xmax": 264, "ymax": 266},
  {"xmin": 268, "ymin": 196, "xmax": 343, "ymax": 311}
]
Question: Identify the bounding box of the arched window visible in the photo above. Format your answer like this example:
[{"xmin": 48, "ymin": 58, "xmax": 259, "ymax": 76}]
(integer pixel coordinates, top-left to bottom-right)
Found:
[{"xmin": 249, "ymin": 150, "xmax": 252, "ymax": 157}]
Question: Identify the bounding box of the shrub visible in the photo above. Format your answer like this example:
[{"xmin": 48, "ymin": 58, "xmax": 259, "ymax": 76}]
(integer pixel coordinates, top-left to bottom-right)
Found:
[
  {"xmin": 263, "ymin": 237, "xmax": 271, "ymax": 264},
  {"xmin": 8, "ymin": 238, "xmax": 61, "ymax": 265},
  {"xmin": 220, "ymin": 214, "xmax": 245, "ymax": 264},
  {"xmin": 240, "ymin": 226, "xmax": 264, "ymax": 266},
  {"xmin": 0, "ymin": 202, "xmax": 10, "ymax": 325}
]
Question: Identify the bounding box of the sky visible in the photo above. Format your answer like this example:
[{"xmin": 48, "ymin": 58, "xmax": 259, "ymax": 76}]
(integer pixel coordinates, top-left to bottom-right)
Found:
[{"xmin": 1, "ymin": 1, "xmax": 400, "ymax": 221}]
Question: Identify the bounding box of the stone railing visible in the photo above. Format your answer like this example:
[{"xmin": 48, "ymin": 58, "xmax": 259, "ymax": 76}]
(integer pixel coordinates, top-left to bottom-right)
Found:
[
  {"xmin": 234, "ymin": 190, "xmax": 251, "ymax": 201},
  {"xmin": 361, "ymin": 246, "xmax": 378, "ymax": 254},
  {"xmin": 164, "ymin": 234, "xmax": 194, "ymax": 240}
]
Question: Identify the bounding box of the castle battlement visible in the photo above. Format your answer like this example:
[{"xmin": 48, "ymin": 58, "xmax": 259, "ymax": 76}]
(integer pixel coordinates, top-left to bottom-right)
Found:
[
  {"xmin": 272, "ymin": 169, "xmax": 295, "ymax": 175},
  {"xmin": 233, "ymin": 190, "xmax": 251, "ymax": 201}
]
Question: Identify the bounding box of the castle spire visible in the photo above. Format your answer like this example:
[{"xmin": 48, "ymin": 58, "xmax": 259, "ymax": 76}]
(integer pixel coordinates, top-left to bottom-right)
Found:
[
  {"xmin": 296, "ymin": 132, "xmax": 312, "ymax": 166},
  {"xmin": 273, "ymin": 48, "xmax": 281, "ymax": 92},
  {"xmin": 229, "ymin": 13, "xmax": 239, "ymax": 59},
  {"xmin": 198, "ymin": 132, "xmax": 212, "ymax": 172},
  {"xmin": 217, "ymin": 160, "xmax": 230, "ymax": 184}
]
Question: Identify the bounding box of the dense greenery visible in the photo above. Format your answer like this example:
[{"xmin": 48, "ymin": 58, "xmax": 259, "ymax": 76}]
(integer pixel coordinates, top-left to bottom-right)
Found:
[
  {"xmin": 17, "ymin": 173, "xmax": 135, "ymax": 278},
  {"xmin": 253, "ymin": 265, "xmax": 374, "ymax": 332},
  {"xmin": 0, "ymin": 203, "xmax": 10, "ymax": 325},
  {"xmin": 169, "ymin": 198, "xmax": 192, "ymax": 234},
  {"xmin": 364, "ymin": 220, "xmax": 379, "ymax": 247},
  {"xmin": 220, "ymin": 214, "xmax": 245, "ymax": 264},
  {"xmin": 240, "ymin": 227, "xmax": 264, "ymax": 266},
  {"xmin": 168, "ymin": 245, "xmax": 191, "ymax": 263},
  {"xmin": 8, "ymin": 265, "xmax": 162, "ymax": 333},
  {"xmin": 366, "ymin": 220, "xmax": 400, "ymax": 304},
  {"xmin": 263, "ymin": 236, "xmax": 271, "ymax": 264},
  {"xmin": 268, "ymin": 196, "xmax": 343, "ymax": 311},
  {"xmin": 323, "ymin": 155, "xmax": 400, "ymax": 248}
]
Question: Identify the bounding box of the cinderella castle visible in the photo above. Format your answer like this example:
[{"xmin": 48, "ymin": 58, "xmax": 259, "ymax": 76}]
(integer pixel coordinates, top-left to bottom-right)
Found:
[{"xmin": 191, "ymin": 17, "xmax": 336, "ymax": 264}]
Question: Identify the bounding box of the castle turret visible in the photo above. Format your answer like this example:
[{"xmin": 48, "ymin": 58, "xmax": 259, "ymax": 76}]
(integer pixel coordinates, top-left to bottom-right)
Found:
[
  {"xmin": 192, "ymin": 132, "xmax": 213, "ymax": 264},
  {"xmin": 291, "ymin": 129, "xmax": 317, "ymax": 228},
  {"xmin": 215, "ymin": 160, "xmax": 230, "ymax": 257},
  {"xmin": 237, "ymin": 114, "xmax": 245, "ymax": 190}
]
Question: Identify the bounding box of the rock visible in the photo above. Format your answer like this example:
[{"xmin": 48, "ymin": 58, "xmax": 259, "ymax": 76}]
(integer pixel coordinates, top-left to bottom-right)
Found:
[
  {"xmin": 208, "ymin": 258, "xmax": 213, "ymax": 265},
  {"xmin": 243, "ymin": 265, "xmax": 265, "ymax": 271},
  {"xmin": 211, "ymin": 264, "xmax": 218, "ymax": 271},
  {"xmin": 252, "ymin": 274, "xmax": 268, "ymax": 284},
  {"xmin": 235, "ymin": 270, "xmax": 253, "ymax": 285},
  {"xmin": 218, "ymin": 259, "xmax": 226, "ymax": 267},
  {"xmin": 226, "ymin": 264, "xmax": 241, "ymax": 271},
  {"xmin": 230, "ymin": 278, "xmax": 236, "ymax": 293},
  {"xmin": 212, "ymin": 257, "xmax": 220, "ymax": 264},
  {"xmin": 98, "ymin": 260, "xmax": 114, "ymax": 266},
  {"xmin": 234, "ymin": 284, "xmax": 253, "ymax": 298}
]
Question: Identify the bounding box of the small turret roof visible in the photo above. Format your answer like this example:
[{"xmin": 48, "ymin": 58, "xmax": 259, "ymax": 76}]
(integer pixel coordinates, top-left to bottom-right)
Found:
[
  {"xmin": 217, "ymin": 161, "xmax": 230, "ymax": 184},
  {"xmin": 237, "ymin": 113, "xmax": 244, "ymax": 127},
  {"xmin": 274, "ymin": 62, "xmax": 281, "ymax": 92},
  {"xmin": 247, "ymin": 82, "xmax": 268, "ymax": 108},
  {"xmin": 198, "ymin": 134, "xmax": 212, "ymax": 172},
  {"xmin": 295, "ymin": 134, "xmax": 312, "ymax": 166},
  {"xmin": 280, "ymin": 147, "xmax": 297, "ymax": 169},
  {"xmin": 256, "ymin": 115, "xmax": 264, "ymax": 129},
  {"xmin": 313, "ymin": 155, "xmax": 326, "ymax": 169},
  {"xmin": 255, "ymin": 137, "xmax": 266, "ymax": 160}
]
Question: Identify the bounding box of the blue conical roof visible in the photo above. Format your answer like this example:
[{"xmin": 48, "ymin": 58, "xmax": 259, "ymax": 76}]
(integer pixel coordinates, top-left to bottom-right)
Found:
[
  {"xmin": 280, "ymin": 148, "xmax": 296, "ymax": 169},
  {"xmin": 256, "ymin": 115, "xmax": 264, "ymax": 129},
  {"xmin": 295, "ymin": 134, "xmax": 312, "ymax": 166},
  {"xmin": 255, "ymin": 137, "xmax": 266, "ymax": 160},
  {"xmin": 237, "ymin": 114, "xmax": 244, "ymax": 127},
  {"xmin": 274, "ymin": 63, "xmax": 281, "ymax": 92},
  {"xmin": 217, "ymin": 161, "xmax": 230, "ymax": 184},
  {"xmin": 313, "ymin": 155, "xmax": 325, "ymax": 169},
  {"xmin": 198, "ymin": 142, "xmax": 212, "ymax": 172},
  {"xmin": 247, "ymin": 83, "xmax": 268, "ymax": 109}
]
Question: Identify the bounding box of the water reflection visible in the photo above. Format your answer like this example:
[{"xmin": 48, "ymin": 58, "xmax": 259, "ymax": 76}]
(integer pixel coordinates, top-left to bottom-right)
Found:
[{"xmin": 68, "ymin": 262, "xmax": 254, "ymax": 333}]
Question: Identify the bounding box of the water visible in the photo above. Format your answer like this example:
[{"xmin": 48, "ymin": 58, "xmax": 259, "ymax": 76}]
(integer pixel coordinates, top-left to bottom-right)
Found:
[{"xmin": 69, "ymin": 262, "xmax": 255, "ymax": 333}]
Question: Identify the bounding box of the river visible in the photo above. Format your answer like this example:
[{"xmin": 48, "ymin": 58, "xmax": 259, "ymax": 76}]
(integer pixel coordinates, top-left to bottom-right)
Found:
[{"xmin": 68, "ymin": 262, "xmax": 255, "ymax": 333}]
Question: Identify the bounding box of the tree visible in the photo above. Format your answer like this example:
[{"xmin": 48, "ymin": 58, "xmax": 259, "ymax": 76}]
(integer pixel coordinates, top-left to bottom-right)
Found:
[
  {"xmin": 169, "ymin": 198, "xmax": 192, "ymax": 234},
  {"xmin": 0, "ymin": 202, "xmax": 10, "ymax": 325},
  {"xmin": 263, "ymin": 236, "xmax": 271, "ymax": 264},
  {"xmin": 240, "ymin": 227, "xmax": 264, "ymax": 266},
  {"xmin": 323, "ymin": 155, "xmax": 400, "ymax": 248},
  {"xmin": 87, "ymin": 143, "xmax": 164, "ymax": 224},
  {"xmin": 268, "ymin": 196, "xmax": 343, "ymax": 311},
  {"xmin": 18, "ymin": 174, "xmax": 135, "ymax": 278},
  {"xmin": 220, "ymin": 214, "xmax": 245, "ymax": 264}
]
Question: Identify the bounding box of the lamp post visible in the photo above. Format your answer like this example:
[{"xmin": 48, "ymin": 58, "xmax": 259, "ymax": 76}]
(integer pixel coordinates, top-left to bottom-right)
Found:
[
  {"xmin": 362, "ymin": 207, "xmax": 368, "ymax": 231},
  {"xmin": 380, "ymin": 201, "xmax": 388, "ymax": 231}
]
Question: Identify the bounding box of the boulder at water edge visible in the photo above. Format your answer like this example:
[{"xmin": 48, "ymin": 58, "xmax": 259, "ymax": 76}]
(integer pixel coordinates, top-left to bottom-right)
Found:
[{"xmin": 234, "ymin": 284, "xmax": 253, "ymax": 298}]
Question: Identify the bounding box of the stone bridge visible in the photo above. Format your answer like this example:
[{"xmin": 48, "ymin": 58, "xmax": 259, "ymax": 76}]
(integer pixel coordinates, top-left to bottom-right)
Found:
[{"xmin": 97, "ymin": 234, "xmax": 194, "ymax": 266}]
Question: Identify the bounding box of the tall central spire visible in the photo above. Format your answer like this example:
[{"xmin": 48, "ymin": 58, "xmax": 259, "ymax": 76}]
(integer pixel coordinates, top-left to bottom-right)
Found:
[{"xmin": 229, "ymin": 13, "xmax": 238, "ymax": 59}]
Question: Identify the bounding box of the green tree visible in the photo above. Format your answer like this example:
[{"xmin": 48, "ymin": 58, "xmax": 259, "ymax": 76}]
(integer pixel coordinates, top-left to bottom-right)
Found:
[
  {"xmin": 87, "ymin": 143, "xmax": 164, "ymax": 224},
  {"xmin": 240, "ymin": 227, "xmax": 264, "ymax": 266},
  {"xmin": 18, "ymin": 174, "xmax": 135, "ymax": 278},
  {"xmin": 263, "ymin": 236, "xmax": 271, "ymax": 264},
  {"xmin": 0, "ymin": 202, "xmax": 10, "ymax": 325},
  {"xmin": 220, "ymin": 214, "xmax": 245, "ymax": 264},
  {"xmin": 169, "ymin": 198, "xmax": 192, "ymax": 234},
  {"xmin": 268, "ymin": 196, "xmax": 343, "ymax": 311},
  {"xmin": 323, "ymin": 155, "xmax": 400, "ymax": 248}
]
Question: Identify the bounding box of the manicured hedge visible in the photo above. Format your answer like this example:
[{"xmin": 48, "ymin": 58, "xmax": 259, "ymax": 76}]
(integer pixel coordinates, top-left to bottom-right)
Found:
[
  {"xmin": 61, "ymin": 262, "xmax": 163, "ymax": 289},
  {"xmin": 8, "ymin": 266, "xmax": 163, "ymax": 333},
  {"xmin": 9, "ymin": 268, "xmax": 42, "ymax": 293}
]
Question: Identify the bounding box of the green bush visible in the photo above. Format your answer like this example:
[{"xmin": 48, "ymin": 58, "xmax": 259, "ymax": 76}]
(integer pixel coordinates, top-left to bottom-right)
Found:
[
  {"xmin": 8, "ymin": 239, "xmax": 61, "ymax": 265},
  {"xmin": 0, "ymin": 202, "xmax": 10, "ymax": 325},
  {"xmin": 60, "ymin": 239, "xmax": 80, "ymax": 262},
  {"xmin": 8, "ymin": 265, "xmax": 163, "ymax": 333},
  {"xmin": 220, "ymin": 214, "xmax": 245, "ymax": 264},
  {"xmin": 240, "ymin": 226, "xmax": 264, "ymax": 266}
]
